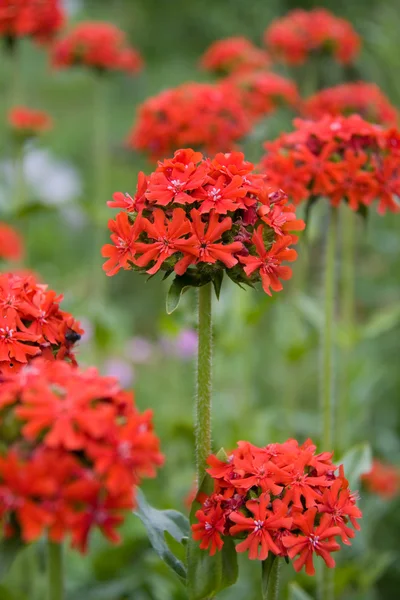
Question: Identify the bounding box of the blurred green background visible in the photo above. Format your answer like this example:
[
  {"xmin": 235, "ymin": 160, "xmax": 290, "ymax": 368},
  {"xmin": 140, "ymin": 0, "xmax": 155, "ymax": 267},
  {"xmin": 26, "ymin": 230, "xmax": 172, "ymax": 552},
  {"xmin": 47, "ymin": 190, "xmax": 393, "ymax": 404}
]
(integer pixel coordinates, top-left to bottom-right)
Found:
[{"xmin": 0, "ymin": 0, "xmax": 399, "ymax": 598}]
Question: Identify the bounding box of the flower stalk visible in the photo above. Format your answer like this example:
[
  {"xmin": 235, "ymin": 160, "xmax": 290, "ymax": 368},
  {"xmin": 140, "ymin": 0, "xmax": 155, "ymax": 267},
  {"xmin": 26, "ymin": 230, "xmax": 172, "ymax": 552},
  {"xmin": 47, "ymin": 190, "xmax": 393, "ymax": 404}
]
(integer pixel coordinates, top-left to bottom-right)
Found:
[
  {"xmin": 47, "ymin": 540, "xmax": 63, "ymax": 600},
  {"xmin": 262, "ymin": 555, "xmax": 281, "ymax": 600},
  {"xmin": 196, "ymin": 283, "xmax": 213, "ymax": 483},
  {"xmin": 13, "ymin": 143, "xmax": 25, "ymax": 212}
]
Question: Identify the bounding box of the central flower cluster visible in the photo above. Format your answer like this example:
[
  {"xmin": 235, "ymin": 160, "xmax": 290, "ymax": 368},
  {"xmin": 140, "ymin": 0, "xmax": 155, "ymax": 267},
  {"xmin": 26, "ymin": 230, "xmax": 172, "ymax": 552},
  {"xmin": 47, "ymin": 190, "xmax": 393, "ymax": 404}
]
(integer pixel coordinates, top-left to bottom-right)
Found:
[
  {"xmin": 192, "ymin": 439, "xmax": 362, "ymax": 576},
  {"xmin": 103, "ymin": 149, "xmax": 304, "ymax": 296},
  {"xmin": 0, "ymin": 359, "xmax": 164, "ymax": 552}
]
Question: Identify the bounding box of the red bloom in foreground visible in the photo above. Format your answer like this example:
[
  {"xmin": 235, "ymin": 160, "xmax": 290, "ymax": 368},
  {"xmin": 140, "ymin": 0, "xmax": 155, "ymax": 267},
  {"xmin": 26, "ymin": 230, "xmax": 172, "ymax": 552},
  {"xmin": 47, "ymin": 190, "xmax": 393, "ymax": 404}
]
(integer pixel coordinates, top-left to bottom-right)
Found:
[
  {"xmin": 0, "ymin": 223, "xmax": 24, "ymax": 261},
  {"xmin": 103, "ymin": 149, "xmax": 304, "ymax": 297},
  {"xmin": 361, "ymin": 459, "xmax": 400, "ymax": 499},
  {"xmin": 52, "ymin": 22, "xmax": 143, "ymax": 74},
  {"xmin": 260, "ymin": 115, "xmax": 400, "ymax": 215},
  {"xmin": 191, "ymin": 439, "xmax": 361, "ymax": 576},
  {"xmin": 0, "ymin": 272, "xmax": 82, "ymax": 374},
  {"xmin": 8, "ymin": 106, "xmax": 53, "ymax": 138},
  {"xmin": 0, "ymin": 359, "xmax": 164, "ymax": 551},
  {"xmin": 303, "ymin": 82, "xmax": 398, "ymax": 126},
  {"xmin": 264, "ymin": 9, "xmax": 360, "ymax": 65},
  {"xmin": 200, "ymin": 36, "xmax": 270, "ymax": 76},
  {"xmin": 0, "ymin": 0, "xmax": 64, "ymax": 44},
  {"xmin": 127, "ymin": 82, "xmax": 251, "ymax": 159}
]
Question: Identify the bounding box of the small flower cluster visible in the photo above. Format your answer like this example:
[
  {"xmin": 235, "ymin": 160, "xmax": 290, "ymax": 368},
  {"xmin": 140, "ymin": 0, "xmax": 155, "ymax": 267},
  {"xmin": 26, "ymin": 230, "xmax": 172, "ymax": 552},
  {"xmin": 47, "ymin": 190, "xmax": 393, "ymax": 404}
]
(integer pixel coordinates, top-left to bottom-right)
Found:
[
  {"xmin": 0, "ymin": 224, "xmax": 24, "ymax": 261},
  {"xmin": 362, "ymin": 459, "xmax": 400, "ymax": 500},
  {"xmin": 192, "ymin": 439, "xmax": 362, "ymax": 575},
  {"xmin": 52, "ymin": 21, "xmax": 143, "ymax": 74},
  {"xmin": 228, "ymin": 71, "xmax": 300, "ymax": 121},
  {"xmin": 259, "ymin": 114, "xmax": 400, "ymax": 215},
  {"xmin": 8, "ymin": 106, "xmax": 53, "ymax": 139},
  {"xmin": 102, "ymin": 149, "xmax": 304, "ymax": 296},
  {"xmin": 127, "ymin": 82, "xmax": 251, "ymax": 160},
  {"xmin": 200, "ymin": 36, "xmax": 271, "ymax": 76},
  {"xmin": 303, "ymin": 82, "xmax": 398, "ymax": 126},
  {"xmin": 264, "ymin": 9, "xmax": 360, "ymax": 65},
  {"xmin": 0, "ymin": 0, "xmax": 64, "ymax": 45},
  {"xmin": 0, "ymin": 358, "xmax": 164, "ymax": 551},
  {"xmin": 0, "ymin": 272, "xmax": 82, "ymax": 374}
]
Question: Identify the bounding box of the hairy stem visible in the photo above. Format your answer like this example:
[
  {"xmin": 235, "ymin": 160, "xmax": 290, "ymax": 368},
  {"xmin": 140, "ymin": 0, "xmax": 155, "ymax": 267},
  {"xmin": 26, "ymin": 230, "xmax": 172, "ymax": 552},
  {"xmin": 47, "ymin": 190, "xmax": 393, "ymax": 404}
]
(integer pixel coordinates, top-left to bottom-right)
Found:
[
  {"xmin": 262, "ymin": 556, "xmax": 281, "ymax": 600},
  {"xmin": 47, "ymin": 540, "xmax": 63, "ymax": 600}
]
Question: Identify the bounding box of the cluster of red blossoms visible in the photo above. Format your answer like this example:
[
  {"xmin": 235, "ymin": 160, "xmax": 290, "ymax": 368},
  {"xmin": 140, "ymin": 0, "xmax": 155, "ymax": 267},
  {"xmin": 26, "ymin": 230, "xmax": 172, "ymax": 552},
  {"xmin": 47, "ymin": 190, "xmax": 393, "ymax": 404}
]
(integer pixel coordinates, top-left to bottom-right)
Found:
[
  {"xmin": 0, "ymin": 224, "xmax": 24, "ymax": 261},
  {"xmin": 8, "ymin": 106, "xmax": 53, "ymax": 139},
  {"xmin": 0, "ymin": 272, "xmax": 82, "ymax": 374},
  {"xmin": 102, "ymin": 149, "xmax": 304, "ymax": 296},
  {"xmin": 0, "ymin": 359, "xmax": 164, "ymax": 551},
  {"xmin": 192, "ymin": 439, "xmax": 362, "ymax": 575},
  {"xmin": 303, "ymin": 82, "xmax": 398, "ymax": 126},
  {"xmin": 260, "ymin": 114, "xmax": 400, "ymax": 215},
  {"xmin": 0, "ymin": 0, "xmax": 64, "ymax": 45},
  {"xmin": 200, "ymin": 36, "xmax": 271, "ymax": 76},
  {"xmin": 52, "ymin": 21, "xmax": 143, "ymax": 74},
  {"xmin": 227, "ymin": 71, "xmax": 300, "ymax": 120},
  {"xmin": 264, "ymin": 9, "xmax": 360, "ymax": 65},
  {"xmin": 362, "ymin": 459, "xmax": 400, "ymax": 500},
  {"xmin": 127, "ymin": 82, "xmax": 250, "ymax": 160}
]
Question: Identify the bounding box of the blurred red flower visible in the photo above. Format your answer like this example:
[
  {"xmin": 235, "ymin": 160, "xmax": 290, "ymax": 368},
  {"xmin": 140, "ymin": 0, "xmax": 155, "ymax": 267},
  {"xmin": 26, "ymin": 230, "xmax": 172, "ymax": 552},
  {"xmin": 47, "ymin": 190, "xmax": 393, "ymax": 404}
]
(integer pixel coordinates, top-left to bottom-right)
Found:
[
  {"xmin": 362, "ymin": 459, "xmax": 400, "ymax": 499},
  {"xmin": 8, "ymin": 106, "xmax": 53, "ymax": 138},
  {"xmin": 200, "ymin": 36, "xmax": 270, "ymax": 76},
  {"xmin": 0, "ymin": 223, "xmax": 24, "ymax": 261},
  {"xmin": 0, "ymin": 0, "xmax": 64, "ymax": 44}
]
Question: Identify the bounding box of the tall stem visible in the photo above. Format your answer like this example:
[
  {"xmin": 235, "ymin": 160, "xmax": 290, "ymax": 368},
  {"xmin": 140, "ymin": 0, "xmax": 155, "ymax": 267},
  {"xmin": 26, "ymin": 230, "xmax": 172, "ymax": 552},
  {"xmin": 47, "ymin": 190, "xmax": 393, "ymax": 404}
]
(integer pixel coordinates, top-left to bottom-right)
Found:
[
  {"xmin": 47, "ymin": 540, "xmax": 63, "ymax": 600},
  {"xmin": 13, "ymin": 143, "xmax": 25, "ymax": 212},
  {"xmin": 321, "ymin": 206, "xmax": 338, "ymax": 450},
  {"xmin": 196, "ymin": 283, "xmax": 213, "ymax": 483},
  {"xmin": 8, "ymin": 41, "xmax": 22, "ymax": 109},
  {"xmin": 262, "ymin": 556, "xmax": 281, "ymax": 600},
  {"xmin": 337, "ymin": 206, "xmax": 355, "ymax": 452}
]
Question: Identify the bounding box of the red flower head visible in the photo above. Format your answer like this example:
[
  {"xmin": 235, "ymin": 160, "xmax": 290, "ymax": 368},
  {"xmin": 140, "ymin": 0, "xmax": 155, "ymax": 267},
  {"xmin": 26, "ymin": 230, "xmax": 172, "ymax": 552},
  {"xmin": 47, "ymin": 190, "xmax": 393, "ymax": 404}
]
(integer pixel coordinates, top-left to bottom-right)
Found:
[
  {"xmin": 0, "ymin": 223, "xmax": 24, "ymax": 261},
  {"xmin": 103, "ymin": 149, "xmax": 304, "ymax": 299},
  {"xmin": 191, "ymin": 439, "xmax": 361, "ymax": 575},
  {"xmin": 361, "ymin": 459, "xmax": 400, "ymax": 500},
  {"xmin": 51, "ymin": 21, "xmax": 143, "ymax": 74},
  {"xmin": 259, "ymin": 115, "xmax": 400, "ymax": 215},
  {"xmin": 127, "ymin": 82, "xmax": 251, "ymax": 160},
  {"xmin": 303, "ymin": 82, "xmax": 398, "ymax": 126},
  {"xmin": 0, "ymin": 358, "xmax": 164, "ymax": 551},
  {"xmin": 0, "ymin": 0, "xmax": 65, "ymax": 45},
  {"xmin": 200, "ymin": 36, "xmax": 271, "ymax": 76},
  {"xmin": 264, "ymin": 9, "xmax": 360, "ymax": 65},
  {"xmin": 227, "ymin": 70, "xmax": 300, "ymax": 121},
  {"xmin": 0, "ymin": 272, "xmax": 82, "ymax": 374},
  {"xmin": 8, "ymin": 106, "xmax": 53, "ymax": 139}
]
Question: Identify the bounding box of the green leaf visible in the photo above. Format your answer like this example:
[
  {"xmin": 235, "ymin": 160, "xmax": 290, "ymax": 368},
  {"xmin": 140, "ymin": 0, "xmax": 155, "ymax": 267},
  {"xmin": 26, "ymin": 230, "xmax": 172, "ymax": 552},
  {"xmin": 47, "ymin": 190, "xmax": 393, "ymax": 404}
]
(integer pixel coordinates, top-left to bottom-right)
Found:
[
  {"xmin": 187, "ymin": 469, "xmax": 238, "ymax": 599},
  {"xmin": 361, "ymin": 304, "xmax": 400, "ymax": 340},
  {"xmin": 288, "ymin": 582, "xmax": 314, "ymax": 600},
  {"xmin": 134, "ymin": 489, "xmax": 190, "ymax": 582},
  {"xmin": 339, "ymin": 443, "xmax": 372, "ymax": 490},
  {"xmin": 0, "ymin": 538, "xmax": 24, "ymax": 581},
  {"xmin": 261, "ymin": 555, "xmax": 280, "ymax": 600},
  {"xmin": 166, "ymin": 273, "xmax": 205, "ymax": 314},
  {"xmin": 212, "ymin": 271, "xmax": 224, "ymax": 300}
]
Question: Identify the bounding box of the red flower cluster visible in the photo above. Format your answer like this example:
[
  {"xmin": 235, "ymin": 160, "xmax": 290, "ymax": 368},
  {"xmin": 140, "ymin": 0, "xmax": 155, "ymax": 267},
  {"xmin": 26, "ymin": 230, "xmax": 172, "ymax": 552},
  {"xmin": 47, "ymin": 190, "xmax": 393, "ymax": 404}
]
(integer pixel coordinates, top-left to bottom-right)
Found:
[
  {"xmin": 200, "ymin": 36, "xmax": 271, "ymax": 76},
  {"xmin": 52, "ymin": 22, "xmax": 143, "ymax": 74},
  {"xmin": 0, "ymin": 359, "xmax": 164, "ymax": 551},
  {"xmin": 0, "ymin": 272, "xmax": 82, "ymax": 374},
  {"xmin": 303, "ymin": 83, "xmax": 398, "ymax": 126},
  {"xmin": 361, "ymin": 459, "xmax": 400, "ymax": 500},
  {"xmin": 228, "ymin": 71, "xmax": 300, "ymax": 120},
  {"xmin": 264, "ymin": 9, "xmax": 360, "ymax": 65},
  {"xmin": 259, "ymin": 115, "xmax": 400, "ymax": 215},
  {"xmin": 103, "ymin": 149, "xmax": 304, "ymax": 296},
  {"xmin": 0, "ymin": 0, "xmax": 64, "ymax": 44},
  {"xmin": 127, "ymin": 82, "xmax": 251, "ymax": 160},
  {"xmin": 8, "ymin": 106, "xmax": 53, "ymax": 138},
  {"xmin": 192, "ymin": 439, "xmax": 362, "ymax": 575},
  {"xmin": 0, "ymin": 224, "xmax": 24, "ymax": 261}
]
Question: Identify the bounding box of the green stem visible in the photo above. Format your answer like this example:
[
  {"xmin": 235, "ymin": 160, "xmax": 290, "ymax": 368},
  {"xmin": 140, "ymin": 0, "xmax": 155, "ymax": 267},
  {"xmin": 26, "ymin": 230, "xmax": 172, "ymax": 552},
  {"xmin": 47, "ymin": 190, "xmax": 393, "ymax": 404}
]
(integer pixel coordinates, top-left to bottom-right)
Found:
[
  {"xmin": 318, "ymin": 564, "xmax": 334, "ymax": 600},
  {"xmin": 321, "ymin": 206, "xmax": 338, "ymax": 450},
  {"xmin": 262, "ymin": 556, "xmax": 280, "ymax": 600},
  {"xmin": 196, "ymin": 283, "xmax": 213, "ymax": 483},
  {"xmin": 9, "ymin": 41, "xmax": 22, "ymax": 109},
  {"xmin": 13, "ymin": 143, "xmax": 25, "ymax": 212},
  {"xmin": 337, "ymin": 206, "xmax": 355, "ymax": 452},
  {"xmin": 47, "ymin": 540, "xmax": 63, "ymax": 600}
]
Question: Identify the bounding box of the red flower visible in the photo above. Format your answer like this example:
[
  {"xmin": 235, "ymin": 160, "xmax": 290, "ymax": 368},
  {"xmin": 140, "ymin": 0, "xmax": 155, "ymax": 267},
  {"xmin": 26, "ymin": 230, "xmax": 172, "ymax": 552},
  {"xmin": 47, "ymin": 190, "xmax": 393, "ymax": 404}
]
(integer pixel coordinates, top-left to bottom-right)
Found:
[
  {"xmin": 8, "ymin": 106, "xmax": 53, "ymax": 137},
  {"xmin": 200, "ymin": 36, "xmax": 270, "ymax": 76},
  {"xmin": 264, "ymin": 9, "xmax": 360, "ymax": 65},
  {"xmin": 0, "ymin": 0, "xmax": 64, "ymax": 44},
  {"xmin": 107, "ymin": 172, "xmax": 148, "ymax": 213},
  {"xmin": 362, "ymin": 459, "xmax": 400, "ymax": 499},
  {"xmin": 102, "ymin": 212, "xmax": 143, "ymax": 276},
  {"xmin": 282, "ymin": 509, "xmax": 342, "ymax": 575},
  {"xmin": 192, "ymin": 504, "xmax": 226, "ymax": 556},
  {"xmin": 52, "ymin": 22, "xmax": 143, "ymax": 74},
  {"xmin": 0, "ymin": 223, "xmax": 24, "ymax": 261}
]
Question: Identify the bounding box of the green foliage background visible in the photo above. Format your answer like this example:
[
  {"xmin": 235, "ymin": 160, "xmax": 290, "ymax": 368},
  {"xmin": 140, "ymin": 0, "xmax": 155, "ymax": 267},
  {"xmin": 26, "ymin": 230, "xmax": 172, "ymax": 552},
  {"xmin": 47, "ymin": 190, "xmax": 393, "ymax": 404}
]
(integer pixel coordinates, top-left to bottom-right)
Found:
[{"xmin": 0, "ymin": 0, "xmax": 399, "ymax": 598}]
